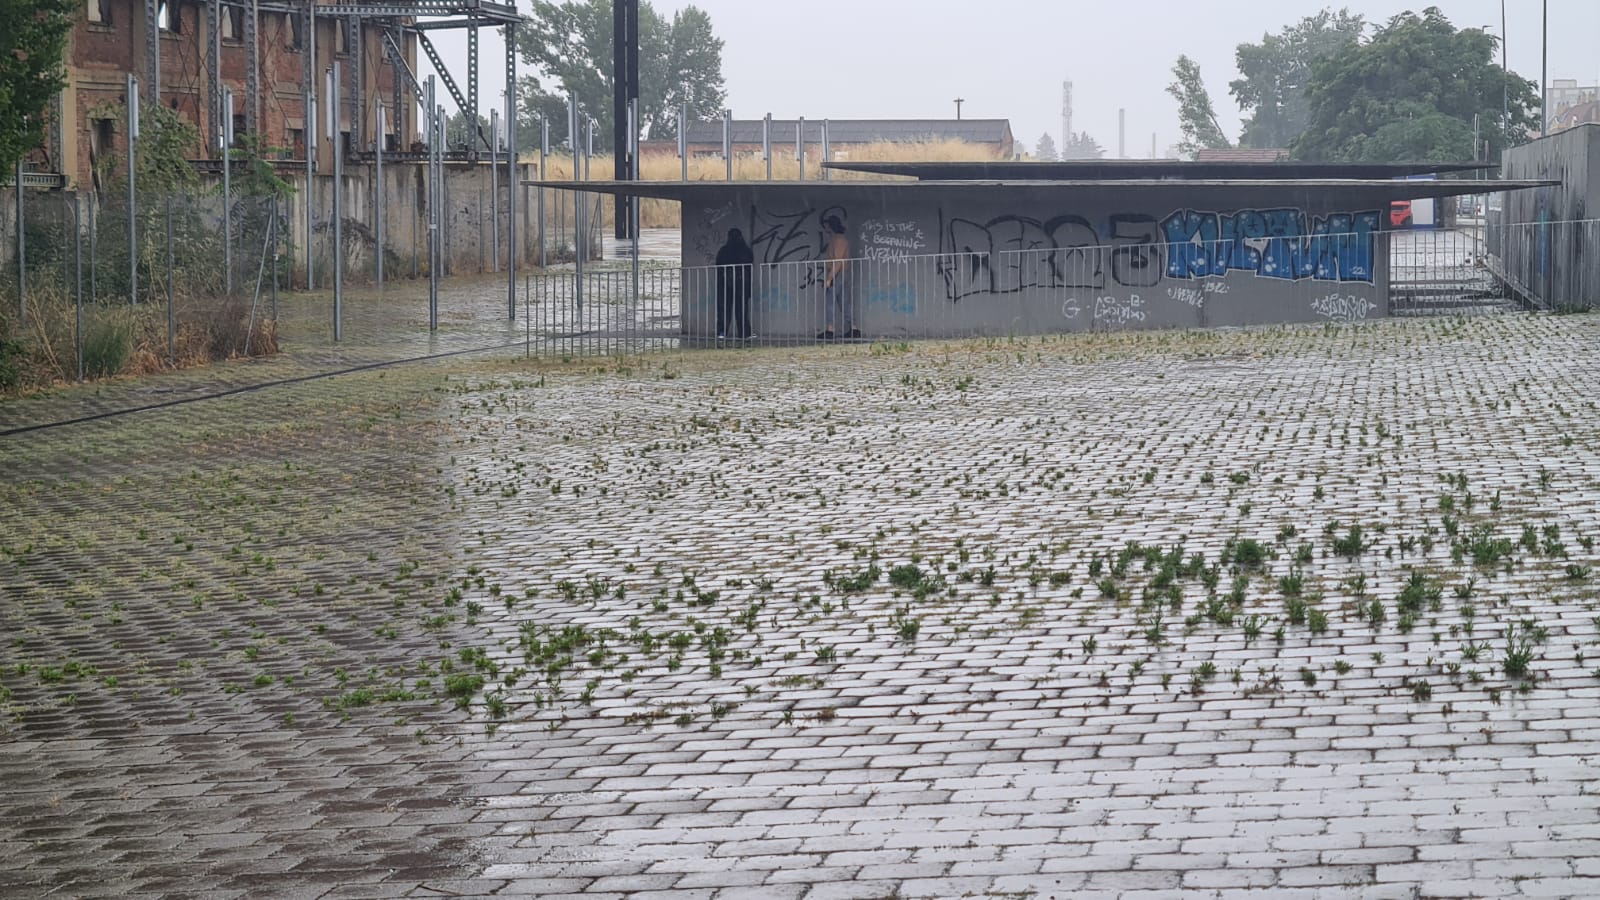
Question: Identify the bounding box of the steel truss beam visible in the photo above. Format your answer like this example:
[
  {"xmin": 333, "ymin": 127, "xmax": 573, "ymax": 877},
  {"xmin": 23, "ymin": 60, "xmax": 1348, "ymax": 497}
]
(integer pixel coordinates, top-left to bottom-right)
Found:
[
  {"xmin": 316, "ymin": 0, "xmax": 518, "ymax": 23},
  {"xmin": 245, "ymin": 0, "xmax": 260, "ymax": 140},
  {"xmin": 417, "ymin": 32, "xmax": 490, "ymax": 150}
]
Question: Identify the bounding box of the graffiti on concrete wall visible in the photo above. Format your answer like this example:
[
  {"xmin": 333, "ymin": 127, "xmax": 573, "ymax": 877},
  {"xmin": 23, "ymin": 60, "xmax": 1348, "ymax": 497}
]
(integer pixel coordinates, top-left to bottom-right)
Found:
[
  {"xmin": 697, "ymin": 203, "xmax": 1384, "ymax": 315},
  {"xmin": 1310, "ymin": 292, "xmax": 1374, "ymax": 322},
  {"xmin": 747, "ymin": 205, "xmax": 848, "ymax": 265},
  {"xmin": 1162, "ymin": 209, "xmax": 1380, "ymax": 283},
  {"xmin": 925, "ymin": 207, "xmax": 1380, "ymax": 303},
  {"xmin": 860, "ymin": 219, "xmax": 928, "ymax": 261},
  {"xmin": 934, "ymin": 212, "xmax": 1164, "ymax": 301}
]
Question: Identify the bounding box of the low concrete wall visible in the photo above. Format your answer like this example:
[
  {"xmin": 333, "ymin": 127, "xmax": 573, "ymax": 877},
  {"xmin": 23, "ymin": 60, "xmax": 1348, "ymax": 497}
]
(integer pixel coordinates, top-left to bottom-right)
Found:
[{"xmin": 678, "ymin": 184, "xmax": 1392, "ymax": 339}]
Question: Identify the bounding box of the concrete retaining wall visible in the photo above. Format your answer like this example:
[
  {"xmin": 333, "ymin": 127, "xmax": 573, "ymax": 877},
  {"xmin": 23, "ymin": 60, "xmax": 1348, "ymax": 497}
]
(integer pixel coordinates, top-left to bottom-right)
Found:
[
  {"xmin": 679, "ymin": 184, "xmax": 1392, "ymax": 339},
  {"xmin": 1496, "ymin": 124, "xmax": 1600, "ymax": 308}
]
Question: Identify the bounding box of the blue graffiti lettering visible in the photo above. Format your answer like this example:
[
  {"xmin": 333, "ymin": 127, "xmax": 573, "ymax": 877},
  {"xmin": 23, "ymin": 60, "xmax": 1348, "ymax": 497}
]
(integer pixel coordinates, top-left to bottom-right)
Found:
[
  {"xmin": 865, "ymin": 282, "xmax": 916, "ymax": 314},
  {"xmin": 1162, "ymin": 208, "xmax": 1379, "ymax": 284}
]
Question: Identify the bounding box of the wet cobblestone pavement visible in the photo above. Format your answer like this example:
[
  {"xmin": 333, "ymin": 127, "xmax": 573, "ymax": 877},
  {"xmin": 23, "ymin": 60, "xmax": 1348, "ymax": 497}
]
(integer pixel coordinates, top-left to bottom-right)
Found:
[{"xmin": 4, "ymin": 312, "xmax": 1600, "ymax": 898}]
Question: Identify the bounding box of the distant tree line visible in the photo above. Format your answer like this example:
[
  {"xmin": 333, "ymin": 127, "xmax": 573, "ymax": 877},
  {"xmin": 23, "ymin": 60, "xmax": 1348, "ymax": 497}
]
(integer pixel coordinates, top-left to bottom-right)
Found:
[{"xmin": 1168, "ymin": 5, "xmax": 1539, "ymax": 162}]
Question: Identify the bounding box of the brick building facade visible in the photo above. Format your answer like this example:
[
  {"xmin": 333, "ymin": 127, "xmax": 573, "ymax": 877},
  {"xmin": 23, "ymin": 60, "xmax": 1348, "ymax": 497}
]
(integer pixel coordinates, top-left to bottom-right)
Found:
[{"xmin": 39, "ymin": 0, "xmax": 414, "ymax": 190}]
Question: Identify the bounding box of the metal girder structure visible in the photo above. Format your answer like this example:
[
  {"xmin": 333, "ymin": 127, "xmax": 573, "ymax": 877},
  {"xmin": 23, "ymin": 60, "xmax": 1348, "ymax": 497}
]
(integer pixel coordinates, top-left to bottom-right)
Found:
[
  {"xmin": 302, "ymin": 0, "xmax": 316, "ymax": 156},
  {"xmin": 246, "ymin": 0, "xmax": 260, "ymax": 140},
  {"xmin": 348, "ymin": 16, "xmax": 362, "ymax": 150},
  {"xmin": 389, "ymin": 27, "xmax": 404, "ymax": 152},
  {"xmin": 417, "ymin": 32, "xmax": 490, "ymax": 150},
  {"xmin": 208, "ymin": 0, "xmax": 221, "ymax": 152},
  {"xmin": 145, "ymin": 0, "xmax": 159, "ymax": 100},
  {"xmin": 315, "ymin": 0, "xmax": 518, "ymax": 23},
  {"xmin": 381, "ymin": 31, "xmax": 425, "ymax": 100},
  {"xmin": 467, "ymin": 25, "xmax": 478, "ymax": 158}
]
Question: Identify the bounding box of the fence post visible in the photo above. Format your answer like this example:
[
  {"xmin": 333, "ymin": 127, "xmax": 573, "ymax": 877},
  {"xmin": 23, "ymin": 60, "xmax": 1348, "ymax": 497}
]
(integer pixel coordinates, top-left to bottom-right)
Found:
[
  {"xmin": 270, "ymin": 202, "xmax": 279, "ymax": 320},
  {"xmin": 506, "ymin": 26, "xmax": 518, "ymax": 321},
  {"xmin": 166, "ymin": 196, "xmax": 175, "ymax": 365},
  {"xmin": 375, "ymin": 100, "xmax": 385, "ymax": 290},
  {"xmin": 797, "ymin": 116, "xmax": 805, "ymax": 181},
  {"xmin": 426, "ymin": 76, "xmax": 438, "ymax": 331},
  {"xmin": 763, "ymin": 113, "xmax": 772, "ymax": 182},
  {"xmin": 630, "ymin": 95, "xmax": 640, "ymax": 347},
  {"xmin": 538, "ymin": 116, "xmax": 547, "ymax": 269},
  {"xmin": 573, "ymin": 95, "xmax": 584, "ymax": 316},
  {"xmin": 328, "ymin": 63, "xmax": 343, "ymax": 341},
  {"xmin": 127, "ymin": 72, "xmax": 139, "ymax": 305},
  {"xmin": 14, "ymin": 160, "xmax": 23, "ymax": 320},
  {"xmin": 222, "ymin": 85, "xmax": 233, "ymax": 295},
  {"xmin": 723, "ymin": 108, "xmax": 732, "ymax": 181},
  {"xmin": 821, "ymin": 119, "xmax": 830, "ymax": 181},
  {"xmin": 489, "ymin": 109, "xmax": 499, "ymax": 273},
  {"xmin": 72, "ymin": 193, "xmax": 82, "ymax": 382}
]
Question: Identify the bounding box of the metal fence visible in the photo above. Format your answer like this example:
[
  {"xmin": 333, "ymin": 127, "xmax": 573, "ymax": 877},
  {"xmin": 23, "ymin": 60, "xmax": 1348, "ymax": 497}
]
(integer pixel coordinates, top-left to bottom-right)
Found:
[
  {"xmin": 516, "ymin": 223, "xmax": 1544, "ymax": 357},
  {"xmin": 1486, "ymin": 218, "xmax": 1600, "ymax": 312},
  {"xmin": 2, "ymin": 188, "xmax": 284, "ymax": 386}
]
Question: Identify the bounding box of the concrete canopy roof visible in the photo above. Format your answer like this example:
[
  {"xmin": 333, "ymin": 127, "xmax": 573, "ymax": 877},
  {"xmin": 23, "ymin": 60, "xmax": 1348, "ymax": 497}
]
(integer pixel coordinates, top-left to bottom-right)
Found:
[
  {"xmin": 820, "ymin": 160, "xmax": 1494, "ymax": 181},
  {"xmin": 526, "ymin": 178, "xmax": 1556, "ymax": 202}
]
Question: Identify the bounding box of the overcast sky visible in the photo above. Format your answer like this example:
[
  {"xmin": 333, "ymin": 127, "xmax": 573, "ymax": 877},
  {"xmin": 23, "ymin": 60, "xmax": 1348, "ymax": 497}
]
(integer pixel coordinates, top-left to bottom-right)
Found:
[{"xmin": 428, "ymin": 0, "xmax": 1600, "ymax": 154}]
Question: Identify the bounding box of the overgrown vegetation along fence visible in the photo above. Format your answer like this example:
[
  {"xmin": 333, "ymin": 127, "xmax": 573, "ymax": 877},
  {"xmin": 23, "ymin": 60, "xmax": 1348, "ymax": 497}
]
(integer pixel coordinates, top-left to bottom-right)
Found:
[{"xmin": 0, "ymin": 188, "xmax": 285, "ymax": 394}]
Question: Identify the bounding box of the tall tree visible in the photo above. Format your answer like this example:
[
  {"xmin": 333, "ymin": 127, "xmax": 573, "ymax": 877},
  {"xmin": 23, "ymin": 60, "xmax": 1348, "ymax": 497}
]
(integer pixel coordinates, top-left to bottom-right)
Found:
[
  {"xmin": 514, "ymin": 0, "xmax": 726, "ymax": 154},
  {"xmin": 1231, "ymin": 8, "xmax": 1365, "ymax": 149},
  {"xmin": 1167, "ymin": 55, "xmax": 1230, "ymax": 158},
  {"xmin": 1294, "ymin": 7, "xmax": 1538, "ymax": 162},
  {"xmin": 1034, "ymin": 132, "xmax": 1058, "ymax": 161},
  {"xmin": 1061, "ymin": 131, "xmax": 1105, "ymax": 160},
  {"xmin": 0, "ymin": 0, "xmax": 73, "ymax": 176}
]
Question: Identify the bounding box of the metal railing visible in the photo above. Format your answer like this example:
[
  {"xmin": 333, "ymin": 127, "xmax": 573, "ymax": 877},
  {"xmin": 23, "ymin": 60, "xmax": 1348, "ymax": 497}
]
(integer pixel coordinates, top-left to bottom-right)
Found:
[
  {"xmin": 1485, "ymin": 218, "xmax": 1600, "ymax": 312},
  {"xmin": 518, "ymin": 225, "xmax": 1542, "ymax": 356}
]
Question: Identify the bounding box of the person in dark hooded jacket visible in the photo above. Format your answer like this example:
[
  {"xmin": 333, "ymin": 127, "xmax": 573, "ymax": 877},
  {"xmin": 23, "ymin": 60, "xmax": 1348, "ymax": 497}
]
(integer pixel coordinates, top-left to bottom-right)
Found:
[{"xmin": 715, "ymin": 228, "xmax": 755, "ymax": 341}]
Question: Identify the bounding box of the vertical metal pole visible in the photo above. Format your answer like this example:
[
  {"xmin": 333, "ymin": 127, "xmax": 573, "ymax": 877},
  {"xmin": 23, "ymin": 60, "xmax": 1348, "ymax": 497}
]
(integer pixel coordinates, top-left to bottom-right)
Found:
[
  {"xmin": 14, "ymin": 161, "xmax": 22, "ymax": 319},
  {"xmin": 427, "ymin": 76, "xmax": 438, "ymax": 330},
  {"xmin": 438, "ymin": 104, "xmax": 447, "ymax": 276},
  {"xmin": 375, "ymin": 100, "xmax": 384, "ymax": 289},
  {"xmin": 222, "ymin": 85, "xmax": 233, "ymax": 295},
  {"xmin": 73, "ymin": 195, "xmax": 82, "ymax": 382},
  {"xmin": 1540, "ymin": 0, "xmax": 1548, "ymax": 138},
  {"xmin": 306, "ymin": 108, "xmax": 316, "ymax": 289},
  {"xmin": 572, "ymin": 94, "xmax": 583, "ymax": 315},
  {"xmin": 166, "ymin": 196, "xmax": 174, "ymax": 365},
  {"xmin": 797, "ymin": 116, "xmax": 805, "ymax": 181},
  {"xmin": 538, "ymin": 116, "xmax": 547, "ymax": 268},
  {"xmin": 490, "ymin": 109, "xmax": 499, "ymax": 273},
  {"xmin": 270, "ymin": 203, "xmax": 279, "ymax": 319},
  {"xmin": 679, "ymin": 102, "xmax": 688, "ymax": 182},
  {"xmin": 764, "ymin": 113, "xmax": 772, "ymax": 181},
  {"xmin": 723, "ymin": 108, "xmax": 732, "ymax": 181},
  {"xmin": 630, "ymin": 95, "xmax": 639, "ymax": 325},
  {"xmin": 127, "ymin": 73, "xmax": 139, "ymax": 305},
  {"xmin": 329, "ymin": 63, "xmax": 343, "ymax": 341},
  {"xmin": 1501, "ymin": 0, "xmax": 1509, "ymax": 139},
  {"xmin": 507, "ymin": 27, "xmax": 519, "ymax": 320},
  {"xmin": 303, "ymin": 0, "xmax": 315, "ymax": 290},
  {"xmin": 822, "ymin": 118, "xmax": 831, "ymax": 180}
]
